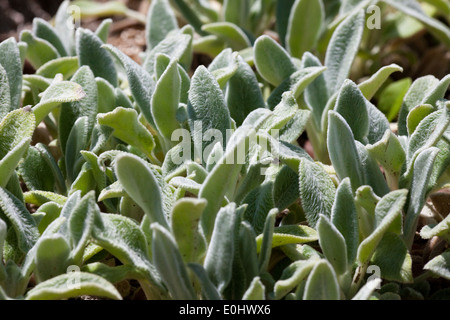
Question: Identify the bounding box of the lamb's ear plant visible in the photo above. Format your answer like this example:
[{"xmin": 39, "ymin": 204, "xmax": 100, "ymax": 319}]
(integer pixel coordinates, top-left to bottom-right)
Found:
[{"xmin": 0, "ymin": 0, "xmax": 449, "ymax": 301}]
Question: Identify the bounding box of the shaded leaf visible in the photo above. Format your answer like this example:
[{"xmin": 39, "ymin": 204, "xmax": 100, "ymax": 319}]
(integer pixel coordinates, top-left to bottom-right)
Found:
[
  {"xmin": 188, "ymin": 66, "xmax": 231, "ymax": 163},
  {"xmin": 327, "ymin": 111, "xmax": 364, "ymax": 191},
  {"xmin": 18, "ymin": 146, "xmax": 54, "ymax": 191},
  {"xmin": 301, "ymin": 52, "xmax": 328, "ymax": 127},
  {"xmin": 398, "ymin": 75, "xmax": 439, "ymax": 136},
  {"xmin": 357, "ymin": 189, "xmax": 408, "ymax": 264},
  {"xmin": 256, "ymin": 224, "xmax": 318, "ymax": 251},
  {"xmin": 188, "ymin": 263, "xmax": 222, "ymax": 300},
  {"xmin": 223, "ymin": 0, "xmax": 251, "ymax": 31},
  {"xmin": 199, "ymin": 126, "xmax": 255, "ymax": 240},
  {"xmin": 92, "ymin": 212, "xmax": 165, "ymax": 296},
  {"xmin": 69, "ymin": 191, "xmax": 97, "ymax": 263},
  {"xmin": 324, "ymin": 9, "xmax": 365, "ymax": 95},
  {"xmin": 170, "ymin": 198, "xmax": 207, "ymax": 263},
  {"xmin": 32, "ymin": 78, "xmax": 86, "ymax": 124},
  {"xmin": 32, "ymin": 17, "xmax": 68, "ymax": 57},
  {"xmin": 377, "ymin": 78, "xmax": 411, "ymax": 122},
  {"xmin": 146, "ymin": 0, "xmax": 179, "ymax": 49},
  {"xmin": 242, "ymin": 277, "xmax": 265, "ymax": 300},
  {"xmin": 334, "ymin": 80, "xmax": 369, "ymax": 143},
  {"xmin": 114, "ymin": 153, "xmax": 168, "ymax": 229},
  {"xmin": 65, "ymin": 116, "xmax": 89, "ymax": 183},
  {"xmin": 273, "ymin": 165, "xmax": 300, "ymax": 211},
  {"xmin": 76, "ymin": 28, "xmax": 117, "ymax": 86},
  {"xmin": 404, "ymin": 147, "xmax": 440, "ymax": 246},
  {"xmin": 303, "ymin": 260, "xmax": 340, "ymax": 300},
  {"xmin": 274, "ymin": 259, "xmax": 317, "ymax": 300},
  {"xmin": 258, "ymin": 209, "xmax": 278, "ymax": 273},
  {"xmin": 243, "ymin": 181, "xmax": 275, "ymax": 235},
  {"xmin": 0, "ymin": 108, "xmax": 36, "ymax": 187},
  {"xmin": 359, "ymin": 64, "xmax": 404, "ymax": 101},
  {"xmin": 299, "ymin": 158, "xmax": 336, "ymax": 228}
]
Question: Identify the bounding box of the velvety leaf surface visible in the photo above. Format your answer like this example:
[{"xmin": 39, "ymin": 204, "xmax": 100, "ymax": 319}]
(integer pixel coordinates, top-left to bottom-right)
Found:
[
  {"xmin": 357, "ymin": 189, "xmax": 408, "ymax": 264},
  {"xmin": 151, "ymin": 58, "xmax": 181, "ymax": 142},
  {"xmin": 299, "ymin": 158, "xmax": 336, "ymax": 228},
  {"xmin": 0, "ymin": 108, "xmax": 36, "ymax": 187},
  {"xmin": 202, "ymin": 22, "xmax": 251, "ymax": 51},
  {"xmin": 0, "ymin": 187, "xmax": 39, "ymax": 254},
  {"xmin": 424, "ymin": 252, "xmax": 450, "ymax": 280},
  {"xmin": 151, "ymin": 223, "xmax": 197, "ymax": 300},
  {"xmin": 170, "ymin": 198, "xmax": 207, "ymax": 263},
  {"xmin": 324, "ymin": 9, "xmax": 365, "ymax": 95},
  {"xmin": 187, "ymin": 66, "xmax": 231, "ymax": 163},
  {"xmin": 114, "ymin": 153, "xmax": 168, "ymax": 229},
  {"xmin": 204, "ymin": 203, "xmax": 238, "ymax": 293},
  {"xmin": 0, "ymin": 38, "xmax": 22, "ymax": 110},
  {"xmin": 97, "ymin": 108, "xmax": 155, "ymax": 159},
  {"xmin": 286, "ymin": 0, "xmax": 324, "ymax": 59},
  {"xmin": 76, "ymin": 28, "xmax": 118, "ymax": 86},
  {"xmin": 303, "ymin": 260, "xmax": 340, "ymax": 300},
  {"xmin": 256, "ymin": 224, "xmax": 318, "ymax": 251}
]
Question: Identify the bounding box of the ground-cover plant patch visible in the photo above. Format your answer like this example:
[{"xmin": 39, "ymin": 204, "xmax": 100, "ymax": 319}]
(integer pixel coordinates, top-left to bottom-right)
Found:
[{"xmin": 0, "ymin": 0, "xmax": 449, "ymax": 301}]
